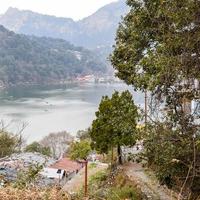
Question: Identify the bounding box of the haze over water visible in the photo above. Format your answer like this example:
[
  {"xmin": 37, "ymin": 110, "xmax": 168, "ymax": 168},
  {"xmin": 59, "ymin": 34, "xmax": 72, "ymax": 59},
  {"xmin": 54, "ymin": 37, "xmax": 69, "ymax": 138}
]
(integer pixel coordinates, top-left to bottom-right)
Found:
[{"xmin": 0, "ymin": 83, "xmax": 144, "ymax": 143}]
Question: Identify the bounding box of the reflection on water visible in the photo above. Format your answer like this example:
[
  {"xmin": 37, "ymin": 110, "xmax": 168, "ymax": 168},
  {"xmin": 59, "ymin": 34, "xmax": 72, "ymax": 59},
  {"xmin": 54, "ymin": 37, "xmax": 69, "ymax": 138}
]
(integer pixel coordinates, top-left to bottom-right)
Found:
[{"xmin": 0, "ymin": 83, "xmax": 144, "ymax": 142}]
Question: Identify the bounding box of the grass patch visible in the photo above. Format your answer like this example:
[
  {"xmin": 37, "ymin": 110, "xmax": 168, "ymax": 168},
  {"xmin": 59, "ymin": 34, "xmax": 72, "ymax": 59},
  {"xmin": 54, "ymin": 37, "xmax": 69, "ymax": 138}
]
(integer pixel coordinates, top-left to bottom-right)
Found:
[
  {"xmin": 107, "ymin": 185, "xmax": 141, "ymax": 200},
  {"xmin": 90, "ymin": 170, "xmax": 108, "ymax": 184},
  {"xmin": 77, "ymin": 168, "xmax": 143, "ymax": 199},
  {"xmin": 88, "ymin": 162, "xmax": 97, "ymax": 169}
]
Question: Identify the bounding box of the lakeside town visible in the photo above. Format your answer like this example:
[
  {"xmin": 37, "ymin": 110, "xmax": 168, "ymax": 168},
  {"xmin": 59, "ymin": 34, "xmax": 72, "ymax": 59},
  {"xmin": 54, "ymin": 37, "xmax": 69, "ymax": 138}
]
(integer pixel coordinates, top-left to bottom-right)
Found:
[
  {"xmin": 0, "ymin": 0, "xmax": 200, "ymax": 199},
  {"xmin": 0, "ymin": 141, "xmax": 141, "ymax": 191},
  {"xmin": 0, "ymin": 74, "xmax": 123, "ymax": 89},
  {"xmin": 75, "ymin": 75, "xmax": 122, "ymax": 84},
  {"xmin": 0, "ymin": 152, "xmax": 101, "ymax": 188}
]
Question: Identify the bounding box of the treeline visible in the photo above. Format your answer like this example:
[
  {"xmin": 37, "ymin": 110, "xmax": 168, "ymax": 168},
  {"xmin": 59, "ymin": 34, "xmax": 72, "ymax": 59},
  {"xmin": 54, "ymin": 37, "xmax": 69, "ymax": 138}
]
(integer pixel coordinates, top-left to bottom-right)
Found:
[
  {"xmin": 0, "ymin": 25, "xmax": 107, "ymax": 87},
  {"xmin": 0, "ymin": 130, "xmax": 75, "ymax": 159}
]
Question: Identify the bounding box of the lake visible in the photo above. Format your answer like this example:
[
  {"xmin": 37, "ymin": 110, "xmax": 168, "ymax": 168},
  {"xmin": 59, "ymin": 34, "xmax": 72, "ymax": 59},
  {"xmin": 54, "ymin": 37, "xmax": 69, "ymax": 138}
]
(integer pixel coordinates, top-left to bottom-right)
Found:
[{"xmin": 0, "ymin": 83, "xmax": 144, "ymax": 143}]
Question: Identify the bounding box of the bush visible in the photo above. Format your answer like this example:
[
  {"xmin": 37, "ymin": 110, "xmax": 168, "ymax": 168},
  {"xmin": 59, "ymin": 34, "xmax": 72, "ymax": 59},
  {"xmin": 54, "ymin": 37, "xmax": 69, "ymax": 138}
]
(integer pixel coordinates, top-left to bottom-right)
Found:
[
  {"xmin": 14, "ymin": 163, "xmax": 43, "ymax": 189},
  {"xmin": 107, "ymin": 186, "xmax": 141, "ymax": 200},
  {"xmin": 90, "ymin": 171, "xmax": 108, "ymax": 185},
  {"xmin": 89, "ymin": 163, "xmax": 97, "ymax": 169},
  {"xmin": 142, "ymin": 122, "xmax": 200, "ymax": 198}
]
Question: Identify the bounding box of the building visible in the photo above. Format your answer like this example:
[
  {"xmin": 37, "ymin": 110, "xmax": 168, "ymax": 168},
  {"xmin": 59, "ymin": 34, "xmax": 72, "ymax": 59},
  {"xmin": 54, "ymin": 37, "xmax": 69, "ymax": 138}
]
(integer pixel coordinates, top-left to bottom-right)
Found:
[
  {"xmin": 0, "ymin": 154, "xmax": 83, "ymax": 187},
  {"xmin": 40, "ymin": 157, "xmax": 83, "ymax": 184}
]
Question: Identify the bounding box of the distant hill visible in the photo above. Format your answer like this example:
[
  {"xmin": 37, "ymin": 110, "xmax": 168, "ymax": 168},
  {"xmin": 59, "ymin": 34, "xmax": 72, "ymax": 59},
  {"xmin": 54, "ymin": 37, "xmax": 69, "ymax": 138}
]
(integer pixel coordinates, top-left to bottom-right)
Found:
[
  {"xmin": 0, "ymin": 0, "xmax": 128, "ymax": 49},
  {"xmin": 0, "ymin": 25, "xmax": 107, "ymax": 87}
]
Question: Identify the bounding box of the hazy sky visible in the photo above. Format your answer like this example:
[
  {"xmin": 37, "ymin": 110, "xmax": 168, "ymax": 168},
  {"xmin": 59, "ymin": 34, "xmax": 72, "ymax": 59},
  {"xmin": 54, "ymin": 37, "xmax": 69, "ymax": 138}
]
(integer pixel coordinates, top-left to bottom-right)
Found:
[{"xmin": 0, "ymin": 0, "xmax": 118, "ymax": 20}]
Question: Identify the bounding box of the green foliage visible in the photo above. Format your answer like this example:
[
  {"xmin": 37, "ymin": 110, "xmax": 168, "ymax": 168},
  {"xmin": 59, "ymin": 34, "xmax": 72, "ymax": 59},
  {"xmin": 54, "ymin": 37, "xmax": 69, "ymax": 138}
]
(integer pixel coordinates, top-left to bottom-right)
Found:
[
  {"xmin": 107, "ymin": 185, "xmax": 140, "ymax": 200},
  {"xmin": 69, "ymin": 140, "xmax": 91, "ymax": 160},
  {"xmin": 141, "ymin": 122, "xmax": 200, "ymax": 194},
  {"xmin": 111, "ymin": 0, "xmax": 200, "ymax": 198},
  {"xmin": 75, "ymin": 168, "xmax": 143, "ymax": 200},
  {"xmin": 25, "ymin": 142, "xmax": 51, "ymax": 156},
  {"xmin": 105, "ymin": 172, "xmax": 142, "ymax": 200},
  {"xmin": 87, "ymin": 170, "xmax": 142, "ymax": 200},
  {"xmin": 90, "ymin": 171, "xmax": 108, "ymax": 185},
  {"xmin": 14, "ymin": 163, "xmax": 43, "ymax": 189},
  {"xmin": 111, "ymin": 0, "xmax": 200, "ymax": 92},
  {"xmin": 90, "ymin": 90, "xmax": 139, "ymax": 164},
  {"xmin": 0, "ymin": 25, "xmax": 107, "ymax": 86},
  {"xmin": 0, "ymin": 131, "xmax": 22, "ymax": 158},
  {"xmin": 89, "ymin": 162, "xmax": 97, "ymax": 169}
]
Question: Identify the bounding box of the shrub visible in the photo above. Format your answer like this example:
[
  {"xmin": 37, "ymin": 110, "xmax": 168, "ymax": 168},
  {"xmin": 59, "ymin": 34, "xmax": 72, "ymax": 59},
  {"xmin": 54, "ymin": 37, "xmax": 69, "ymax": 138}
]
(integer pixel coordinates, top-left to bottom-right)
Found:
[{"xmin": 107, "ymin": 185, "xmax": 141, "ymax": 200}]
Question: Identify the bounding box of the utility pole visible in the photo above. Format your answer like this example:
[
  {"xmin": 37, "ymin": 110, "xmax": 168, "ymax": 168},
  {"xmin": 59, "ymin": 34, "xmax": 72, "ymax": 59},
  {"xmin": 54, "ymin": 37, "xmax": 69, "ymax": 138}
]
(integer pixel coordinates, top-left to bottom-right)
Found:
[{"xmin": 84, "ymin": 160, "xmax": 88, "ymax": 198}]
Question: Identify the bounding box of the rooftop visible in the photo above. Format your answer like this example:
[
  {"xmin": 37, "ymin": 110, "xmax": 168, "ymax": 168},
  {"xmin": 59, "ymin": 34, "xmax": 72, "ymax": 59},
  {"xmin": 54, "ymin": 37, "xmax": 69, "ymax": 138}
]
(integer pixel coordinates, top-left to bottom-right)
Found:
[{"xmin": 50, "ymin": 158, "xmax": 82, "ymax": 173}]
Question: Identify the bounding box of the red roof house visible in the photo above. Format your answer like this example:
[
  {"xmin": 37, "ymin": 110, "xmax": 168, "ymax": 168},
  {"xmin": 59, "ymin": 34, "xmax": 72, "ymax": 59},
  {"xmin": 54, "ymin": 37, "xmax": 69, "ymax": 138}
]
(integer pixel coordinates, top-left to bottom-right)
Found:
[{"xmin": 50, "ymin": 158, "xmax": 82, "ymax": 173}]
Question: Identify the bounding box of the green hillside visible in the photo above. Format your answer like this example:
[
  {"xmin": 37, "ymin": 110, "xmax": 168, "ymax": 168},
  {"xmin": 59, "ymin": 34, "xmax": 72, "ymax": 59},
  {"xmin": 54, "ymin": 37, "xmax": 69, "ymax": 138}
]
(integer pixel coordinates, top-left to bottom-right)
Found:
[{"xmin": 0, "ymin": 25, "xmax": 107, "ymax": 87}]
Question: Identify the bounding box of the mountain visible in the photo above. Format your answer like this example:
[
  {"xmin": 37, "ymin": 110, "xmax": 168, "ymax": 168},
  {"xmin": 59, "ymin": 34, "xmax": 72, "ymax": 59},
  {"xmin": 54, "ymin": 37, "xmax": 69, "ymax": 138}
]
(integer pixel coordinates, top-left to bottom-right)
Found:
[
  {"xmin": 0, "ymin": 0, "xmax": 128, "ymax": 49},
  {"xmin": 77, "ymin": 0, "xmax": 128, "ymax": 48},
  {"xmin": 0, "ymin": 25, "xmax": 107, "ymax": 87}
]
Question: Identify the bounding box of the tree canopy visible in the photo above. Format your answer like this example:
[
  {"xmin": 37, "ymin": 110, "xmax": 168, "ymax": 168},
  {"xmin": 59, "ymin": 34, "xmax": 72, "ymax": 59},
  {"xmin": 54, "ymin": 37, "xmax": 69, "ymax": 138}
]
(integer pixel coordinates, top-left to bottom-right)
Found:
[
  {"xmin": 0, "ymin": 131, "xmax": 22, "ymax": 158},
  {"xmin": 90, "ymin": 90, "xmax": 139, "ymax": 164},
  {"xmin": 25, "ymin": 142, "xmax": 51, "ymax": 156},
  {"xmin": 69, "ymin": 140, "xmax": 91, "ymax": 160},
  {"xmin": 111, "ymin": 0, "xmax": 200, "ymax": 93}
]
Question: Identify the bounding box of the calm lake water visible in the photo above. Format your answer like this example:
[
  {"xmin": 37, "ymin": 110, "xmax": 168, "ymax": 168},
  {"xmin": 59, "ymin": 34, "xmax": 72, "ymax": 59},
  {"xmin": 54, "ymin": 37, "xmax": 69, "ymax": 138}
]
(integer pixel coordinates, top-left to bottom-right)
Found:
[{"xmin": 0, "ymin": 83, "xmax": 144, "ymax": 142}]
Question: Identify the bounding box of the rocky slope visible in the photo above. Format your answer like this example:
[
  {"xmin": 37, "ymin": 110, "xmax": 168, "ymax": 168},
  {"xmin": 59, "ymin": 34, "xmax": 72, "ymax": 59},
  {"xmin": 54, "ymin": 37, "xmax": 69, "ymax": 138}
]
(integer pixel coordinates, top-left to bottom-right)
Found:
[{"xmin": 0, "ymin": 0, "xmax": 128, "ymax": 49}]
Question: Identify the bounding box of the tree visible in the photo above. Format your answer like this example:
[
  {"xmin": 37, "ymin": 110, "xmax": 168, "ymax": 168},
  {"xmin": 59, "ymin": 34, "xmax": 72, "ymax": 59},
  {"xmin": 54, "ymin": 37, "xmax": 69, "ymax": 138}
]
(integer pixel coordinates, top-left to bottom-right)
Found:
[
  {"xmin": 89, "ymin": 90, "xmax": 139, "ymax": 164},
  {"xmin": 111, "ymin": 0, "xmax": 200, "ymax": 124},
  {"xmin": 111, "ymin": 0, "xmax": 200, "ymax": 93},
  {"xmin": 25, "ymin": 142, "xmax": 51, "ymax": 156},
  {"xmin": 111, "ymin": 0, "xmax": 200, "ymax": 129},
  {"xmin": 0, "ymin": 131, "xmax": 22, "ymax": 158},
  {"xmin": 69, "ymin": 140, "xmax": 91, "ymax": 160},
  {"xmin": 40, "ymin": 131, "xmax": 74, "ymax": 158},
  {"xmin": 111, "ymin": 0, "xmax": 200, "ymax": 197}
]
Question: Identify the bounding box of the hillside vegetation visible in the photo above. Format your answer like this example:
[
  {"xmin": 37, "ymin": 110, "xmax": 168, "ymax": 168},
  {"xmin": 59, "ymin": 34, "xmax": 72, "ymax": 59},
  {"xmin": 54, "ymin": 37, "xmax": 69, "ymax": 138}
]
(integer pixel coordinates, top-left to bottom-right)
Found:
[{"xmin": 0, "ymin": 25, "xmax": 107, "ymax": 87}]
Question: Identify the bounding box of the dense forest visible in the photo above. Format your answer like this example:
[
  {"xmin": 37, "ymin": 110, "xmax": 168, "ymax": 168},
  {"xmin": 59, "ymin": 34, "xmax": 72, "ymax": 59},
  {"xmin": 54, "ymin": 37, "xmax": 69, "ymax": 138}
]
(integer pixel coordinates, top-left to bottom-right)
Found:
[{"xmin": 0, "ymin": 25, "xmax": 107, "ymax": 87}]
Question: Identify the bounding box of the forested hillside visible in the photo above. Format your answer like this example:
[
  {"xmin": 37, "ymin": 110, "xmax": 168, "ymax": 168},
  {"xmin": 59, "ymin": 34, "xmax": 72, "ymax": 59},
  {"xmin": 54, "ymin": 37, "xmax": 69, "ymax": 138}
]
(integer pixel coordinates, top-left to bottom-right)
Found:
[{"xmin": 0, "ymin": 25, "xmax": 107, "ymax": 87}]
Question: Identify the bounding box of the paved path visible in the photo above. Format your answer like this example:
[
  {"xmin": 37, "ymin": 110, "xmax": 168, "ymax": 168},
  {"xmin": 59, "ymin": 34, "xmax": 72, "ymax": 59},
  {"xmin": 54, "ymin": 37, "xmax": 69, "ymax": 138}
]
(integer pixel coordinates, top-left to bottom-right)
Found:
[
  {"xmin": 124, "ymin": 162, "xmax": 178, "ymax": 200},
  {"xmin": 63, "ymin": 162, "xmax": 108, "ymax": 194}
]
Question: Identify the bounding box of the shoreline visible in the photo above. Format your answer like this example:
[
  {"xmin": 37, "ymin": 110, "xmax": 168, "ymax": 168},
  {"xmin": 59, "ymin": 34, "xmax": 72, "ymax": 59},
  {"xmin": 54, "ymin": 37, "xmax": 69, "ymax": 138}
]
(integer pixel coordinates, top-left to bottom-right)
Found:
[{"xmin": 0, "ymin": 79, "xmax": 123, "ymax": 91}]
